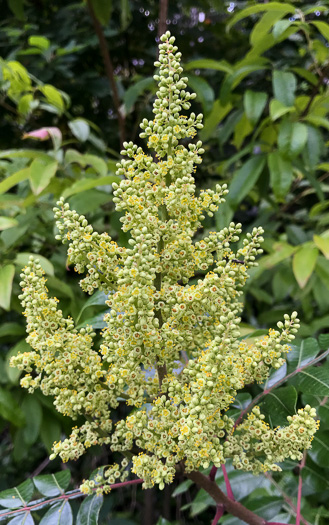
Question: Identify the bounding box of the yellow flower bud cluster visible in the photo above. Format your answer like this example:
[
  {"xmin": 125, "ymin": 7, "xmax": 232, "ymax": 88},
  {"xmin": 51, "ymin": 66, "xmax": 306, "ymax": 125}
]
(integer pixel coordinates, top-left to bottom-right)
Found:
[
  {"xmin": 54, "ymin": 202, "xmax": 125, "ymax": 294},
  {"xmin": 80, "ymin": 458, "xmax": 129, "ymax": 495},
  {"xmin": 224, "ymin": 405, "xmax": 319, "ymax": 474},
  {"xmin": 12, "ymin": 31, "xmax": 318, "ymax": 492}
]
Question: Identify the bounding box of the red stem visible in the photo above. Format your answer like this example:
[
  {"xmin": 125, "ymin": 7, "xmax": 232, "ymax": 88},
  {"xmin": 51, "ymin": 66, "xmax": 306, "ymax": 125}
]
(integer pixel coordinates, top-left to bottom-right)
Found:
[
  {"xmin": 296, "ymin": 453, "xmax": 306, "ymax": 525},
  {"xmin": 209, "ymin": 465, "xmax": 217, "ymax": 481},
  {"xmin": 0, "ymin": 479, "xmax": 143, "ymax": 519},
  {"xmin": 222, "ymin": 464, "xmax": 235, "ymax": 500},
  {"xmin": 212, "ymin": 504, "xmax": 224, "ymax": 525}
]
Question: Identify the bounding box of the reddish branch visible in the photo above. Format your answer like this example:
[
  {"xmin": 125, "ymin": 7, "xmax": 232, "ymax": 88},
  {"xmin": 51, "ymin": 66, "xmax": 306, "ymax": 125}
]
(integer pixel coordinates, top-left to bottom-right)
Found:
[
  {"xmin": 212, "ymin": 504, "xmax": 224, "ymax": 524},
  {"xmin": 296, "ymin": 453, "xmax": 307, "ymax": 525},
  {"xmin": 187, "ymin": 470, "xmax": 269, "ymax": 525},
  {"xmin": 87, "ymin": 0, "xmax": 125, "ymax": 147},
  {"xmin": 158, "ymin": 0, "xmax": 169, "ymax": 42},
  {"xmin": 0, "ymin": 479, "xmax": 143, "ymax": 520}
]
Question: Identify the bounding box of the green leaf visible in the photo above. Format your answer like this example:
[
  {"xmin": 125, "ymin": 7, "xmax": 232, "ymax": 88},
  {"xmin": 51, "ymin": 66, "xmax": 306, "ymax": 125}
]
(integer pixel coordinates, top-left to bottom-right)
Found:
[
  {"xmin": 217, "ymin": 468, "xmax": 271, "ymax": 501},
  {"xmin": 123, "ymin": 77, "xmax": 154, "ymax": 113},
  {"xmin": 292, "ymin": 244, "xmax": 318, "ymax": 288},
  {"xmin": 277, "ymin": 121, "xmax": 308, "ymax": 159},
  {"xmin": 319, "ymin": 333, "xmax": 329, "ymax": 350},
  {"xmin": 40, "ymin": 413, "xmax": 61, "ymax": 453},
  {"xmin": 187, "ymin": 75, "xmax": 214, "ymax": 115},
  {"xmin": 272, "ymin": 70, "xmax": 296, "ymax": 107},
  {"xmin": 314, "ymin": 234, "xmax": 329, "ymax": 259},
  {"xmin": 7, "ymin": 512, "xmax": 34, "ymax": 525},
  {"xmin": 261, "ymin": 386, "xmax": 297, "ymax": 427},
  {"xmin": 269, "ymin": 99, "xmax": 294, "ymax": 121},
  {"xmin": 28, "ymin": 36, "xmax": 50, "ymax": 50},
  {"xmin": 308, "ymin": 432, "xmax": 329, "ymax": 468},
  {"xmin": 18, "ymin": 94, "xmax": 35, "ymax": 116},
  {"xmin": 227, "ymin": 2, "xmax": 295, "ymax": 32},
  {"xmin": 0, "ymin": 167, "xmax": 30, "ymax": 194},
  {"xmin": 291, "ymin": 67, "xmax": 318, "ymax": 86},
  {"xmin": 228, "ymin": 155, "xmax": 266, "ymax": 207},
  {"xmin": 0, "ymin": 322, "xmax": 25, "ymax": 338},
  {"xmin": 304, "ymin": 115, "xmax": 329, "ymax": 132},
  {"xmin": 15, "ymin": 253, "xmax": 54, "ymax": 275},
  {"xmin": 68, "ymin": 119, "xmax": 90, "ymax": 142},
  {"xmin": 0, "ymin": 216, "xmax": 18, "ymax": 230},
  {"xmin": 0, "ymin": 264, "xmax": 15, "ymax": 310},
  {"xmin": 312, "ymin": 21, "xmax": 329, "ymax": 41},
  {"xmin": 302, "ymin": 125, "xmax": 324, "ymax": 170},
  {"xmin": 0, "ymin": 479, "xmax": 34, "ymax": 509},
  {"xmin": 8, "ymin": 0, "xmax": 25, "ymax": 20},
  {"xmin": 201, "ymin": 100, "xmax": 232, "ymax": 140},
  {"xmin": 223, "ymin": 497, "xmax": 283, "ymax": 525},
  {"xmin": 290, "ymin": 364, "xmax": 329, "ymax": 396},
  {"xmin": 76, "ymin": 494, "xmax": 103, "ymax": 525},
  {"xmin": 155, "ymin": 520, "xmax": 174, "ymax": 525},
  {"xmin": 62, "ymin": 176, "xmax": 119, "ymax": 199},
  {"xmin": 68, "ymin": 190, "xmax": 110, "ymax": 214},
  {"xmin": 29, "ymin": 158, "xmax": 58, "ymax": 195},
  {"xmin": 0, "ymin": 387, "xmax": 25, "ymax": 426},
  {"xmin": 172, "ymin": 479, "xmax": 193, "ymax": 497},
  {"xmin": 39, "ymin": 501, "xmax": 73, "ymax": 525},
  {"xmin": 220, "ymin": 60, "xmax": 269, "ymax": 104},
  {"xmin": 76, "ymin": 290, "xmax": 108, "ymax": 323},
  {"xmin": 250, "ymin": 10, "xmax": 288, "ymax": 46},
  {"xmin": 185, "ymin": 59, "xmax": 233, "ymax": 74},
  {"xmin": 39, "ymin": 85, "xmax": 65, "ymax": 112},
  {"xmin": 268, "ymin": 151, "xmax": 293, "ymax": 201},
  {"xmin": 91, "ymin": 0, "xmax": 113, "ymax": 25},
  {"xmin": 273, "ymin": 20, "xmax": 293, "ymax": 40},
  {"xmin": 219, "ymin": 109, "xmax": 243, "ymax": 146},
  {"xmin": 34, "ymin": 471, "xmax": 71, "ymax": 497},
  {"xmin": 243, "ymin": 91, "xmax": 267, "ymax": 125},
  {"xmin": 64, "ymin": 150, "xmax": 108, "ymax": 177},
  {"xmin": 22, "ymin": 396, "xmax": 42, "ymax": 445},
  {"xmin": 77, "ymin": 310, "xmax": 110, "ymax": 330},
  {"xmin": 232, "ymin": 113, "xmax": 253, "ymax": 149},
  {"xmin": 287, "ymin": 338, "xmax": 320, "ymax": 371}
]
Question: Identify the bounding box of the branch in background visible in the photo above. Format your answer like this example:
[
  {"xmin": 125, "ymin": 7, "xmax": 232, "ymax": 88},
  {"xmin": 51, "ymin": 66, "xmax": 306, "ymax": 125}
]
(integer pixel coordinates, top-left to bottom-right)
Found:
[
  {"xmin": 30, "ymin": 457, "xmax": 50, "ymax": 478},
  {"xmin": 296, "ymin": 452, "xmax": 307, "ymax": 525},
  {"xmin": 209, "ymin": 465, "xmax": 217, "ymax": 481},
  {"xmin": 158, "ymin": 0, "xmax": 169, "ymax": 43},
  {"xmin": 87, "ymin": 0, "xmax": 125, "ymax": 148}
]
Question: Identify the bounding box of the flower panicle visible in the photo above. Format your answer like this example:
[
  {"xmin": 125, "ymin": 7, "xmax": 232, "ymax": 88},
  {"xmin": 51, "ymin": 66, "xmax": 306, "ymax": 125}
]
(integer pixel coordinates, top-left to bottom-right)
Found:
[{"xmin": 11, "ymin": 31, "xmax": 318, "ymax": 492}]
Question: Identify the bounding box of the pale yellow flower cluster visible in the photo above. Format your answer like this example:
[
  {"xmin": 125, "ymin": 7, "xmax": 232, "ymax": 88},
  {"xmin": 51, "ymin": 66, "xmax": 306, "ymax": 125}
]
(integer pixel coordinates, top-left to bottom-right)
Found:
[{"xmin": 11, "ymin": 31, "xmax": 317, "ymax": 493}]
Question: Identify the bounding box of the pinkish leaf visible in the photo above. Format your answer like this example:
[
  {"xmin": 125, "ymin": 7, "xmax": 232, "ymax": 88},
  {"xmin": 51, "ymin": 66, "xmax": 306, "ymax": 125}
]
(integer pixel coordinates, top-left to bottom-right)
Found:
[{"xmin": 23, "ymin": 127, "xmax": 62, "ymax": 141}]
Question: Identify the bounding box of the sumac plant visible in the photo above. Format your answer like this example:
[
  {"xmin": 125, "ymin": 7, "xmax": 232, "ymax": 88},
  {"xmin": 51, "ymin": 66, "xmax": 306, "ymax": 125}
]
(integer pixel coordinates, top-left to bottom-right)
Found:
[{"xmin": 9, "ymin": 32, "xmax": 321, "ymax": 525}]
